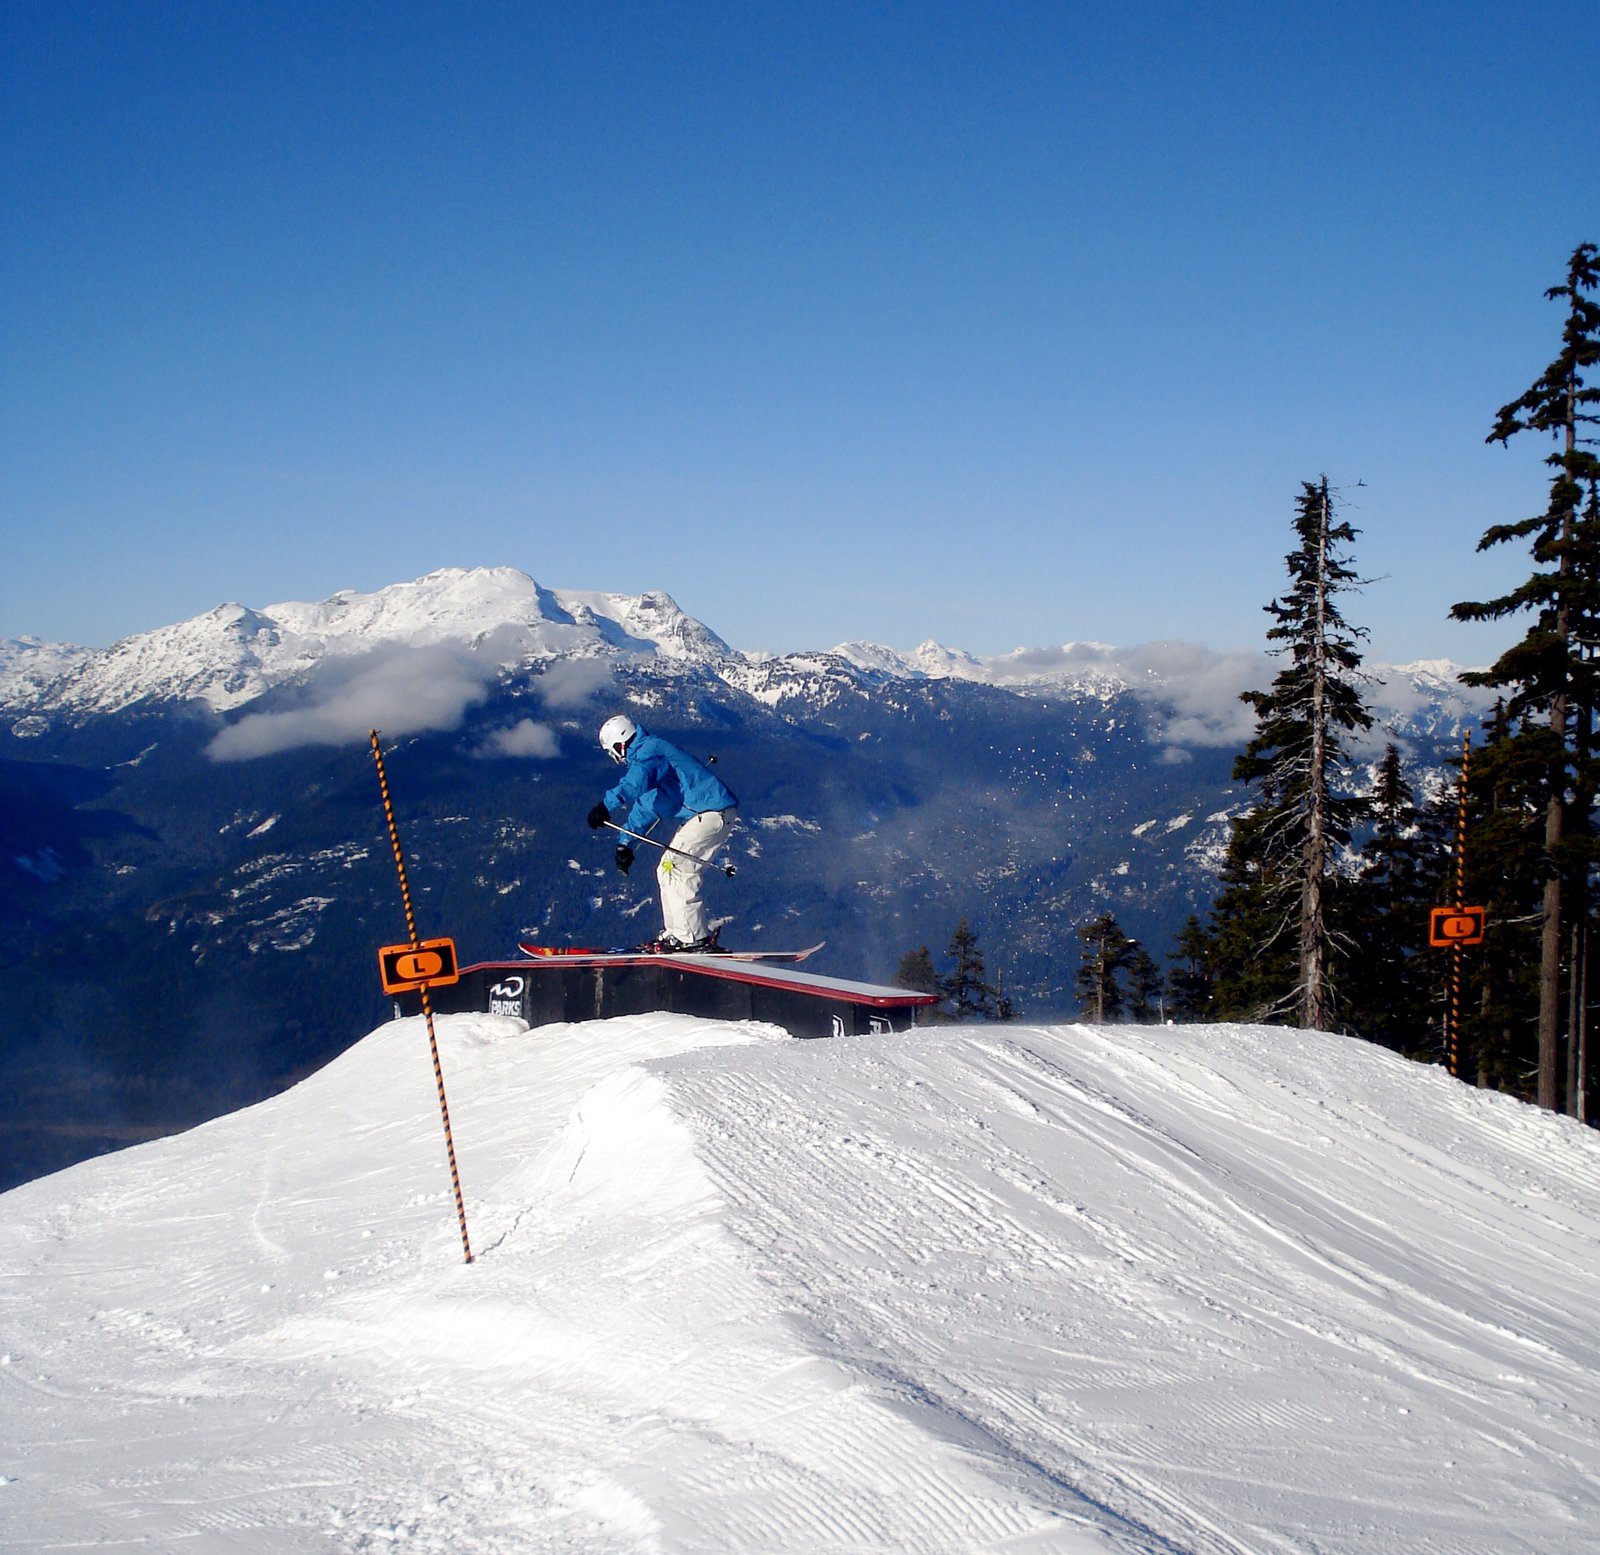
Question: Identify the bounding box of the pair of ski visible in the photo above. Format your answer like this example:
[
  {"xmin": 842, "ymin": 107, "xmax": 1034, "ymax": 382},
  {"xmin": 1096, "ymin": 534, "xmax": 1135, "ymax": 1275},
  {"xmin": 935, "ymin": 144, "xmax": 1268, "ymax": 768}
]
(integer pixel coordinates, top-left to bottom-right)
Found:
[{"xmin": 518, "ymin": 940, "xmax": 825, "ymax": 965}]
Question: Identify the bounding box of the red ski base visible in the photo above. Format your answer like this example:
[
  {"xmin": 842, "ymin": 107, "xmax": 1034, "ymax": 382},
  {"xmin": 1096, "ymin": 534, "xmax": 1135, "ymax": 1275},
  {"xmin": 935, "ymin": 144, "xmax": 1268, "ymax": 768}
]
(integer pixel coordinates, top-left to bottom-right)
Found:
[{"xmin": 517, "ymin": 940, "xmax": 825, "ymax": 965}]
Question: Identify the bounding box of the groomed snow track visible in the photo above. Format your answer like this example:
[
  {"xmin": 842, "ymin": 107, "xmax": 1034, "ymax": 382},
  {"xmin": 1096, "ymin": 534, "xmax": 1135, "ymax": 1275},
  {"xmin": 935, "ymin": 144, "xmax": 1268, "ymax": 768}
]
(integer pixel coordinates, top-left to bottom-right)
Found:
[{"xmin": 5, "ymin": 1015, "xmax": 1599, "ymax": 1552}]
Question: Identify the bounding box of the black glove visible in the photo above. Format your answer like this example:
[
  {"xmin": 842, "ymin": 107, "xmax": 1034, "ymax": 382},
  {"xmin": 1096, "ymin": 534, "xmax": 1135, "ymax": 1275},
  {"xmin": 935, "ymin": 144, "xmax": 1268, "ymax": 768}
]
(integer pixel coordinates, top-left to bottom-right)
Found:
[
  {"xmin": 614, "ymin": 844, "xmax": 634, "ymax": 874},
  {"xmin": 587, "ymin": 803, "xmax": 610, "ymax": 829}
]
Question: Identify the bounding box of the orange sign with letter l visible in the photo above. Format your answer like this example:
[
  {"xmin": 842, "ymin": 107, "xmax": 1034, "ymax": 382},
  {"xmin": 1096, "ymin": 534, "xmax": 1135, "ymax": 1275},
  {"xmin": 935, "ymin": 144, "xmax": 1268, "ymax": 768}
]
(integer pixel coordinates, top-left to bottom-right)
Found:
[
  {"xmin": 378, "ymin": 938, "xmax": 461, "ymax": 993},
  {"xmin": 1429, "ymin": 907, "xmax": 1486, "ymax": 948}
]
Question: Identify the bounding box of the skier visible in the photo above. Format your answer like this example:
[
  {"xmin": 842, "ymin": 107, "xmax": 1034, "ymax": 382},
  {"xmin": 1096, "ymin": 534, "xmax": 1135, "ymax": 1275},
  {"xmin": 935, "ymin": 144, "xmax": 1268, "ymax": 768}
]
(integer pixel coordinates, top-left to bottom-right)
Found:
[{"xmin": 587, "ymin": 715, "xmax": 738, "ymax": 951}]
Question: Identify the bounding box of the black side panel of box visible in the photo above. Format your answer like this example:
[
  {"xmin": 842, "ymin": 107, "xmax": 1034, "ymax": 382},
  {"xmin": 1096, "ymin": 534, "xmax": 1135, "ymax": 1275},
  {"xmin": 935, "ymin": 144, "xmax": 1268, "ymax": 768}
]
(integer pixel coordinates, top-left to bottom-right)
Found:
[{"xmin": 403, "ymin": 963, "xmax": 923, "ymax": 1038}]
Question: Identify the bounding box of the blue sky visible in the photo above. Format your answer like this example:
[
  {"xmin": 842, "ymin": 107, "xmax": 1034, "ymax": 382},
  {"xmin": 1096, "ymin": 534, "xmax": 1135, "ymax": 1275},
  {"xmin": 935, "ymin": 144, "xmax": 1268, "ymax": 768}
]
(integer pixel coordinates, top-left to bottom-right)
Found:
[{"xmin": 2, "ymin": 1, "xmax": 1596, "ymax": 664}]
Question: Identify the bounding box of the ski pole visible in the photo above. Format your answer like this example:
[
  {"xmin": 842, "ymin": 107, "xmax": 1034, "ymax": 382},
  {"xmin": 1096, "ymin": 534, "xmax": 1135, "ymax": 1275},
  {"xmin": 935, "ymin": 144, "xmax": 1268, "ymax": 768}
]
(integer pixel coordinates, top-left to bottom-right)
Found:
[{"xmin": 604, "ymin": 819, "xmax": 737, "ymax": 877}]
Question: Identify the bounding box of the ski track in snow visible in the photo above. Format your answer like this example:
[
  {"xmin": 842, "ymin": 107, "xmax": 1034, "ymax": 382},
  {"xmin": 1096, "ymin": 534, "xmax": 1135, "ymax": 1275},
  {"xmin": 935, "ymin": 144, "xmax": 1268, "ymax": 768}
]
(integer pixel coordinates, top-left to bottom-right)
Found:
[{"xmin": 3, "ymin": 1013, "xmax": 1599, "ymax": 1553}]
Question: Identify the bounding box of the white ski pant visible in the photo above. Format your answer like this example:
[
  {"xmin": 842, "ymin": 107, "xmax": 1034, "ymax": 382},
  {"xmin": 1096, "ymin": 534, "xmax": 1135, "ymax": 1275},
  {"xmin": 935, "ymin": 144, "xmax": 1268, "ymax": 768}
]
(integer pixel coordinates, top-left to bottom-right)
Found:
[{"xmin": 658, "ymin": 808, "xmax": 734, "ymax": 942}]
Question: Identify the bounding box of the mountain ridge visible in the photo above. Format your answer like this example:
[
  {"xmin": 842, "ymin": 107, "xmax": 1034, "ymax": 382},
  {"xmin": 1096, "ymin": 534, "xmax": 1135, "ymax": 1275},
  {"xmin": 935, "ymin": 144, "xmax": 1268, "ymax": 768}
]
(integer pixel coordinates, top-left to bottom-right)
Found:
[
  {"xmin": 1, "ymin": 567, "xmax": 733, "ymax": 718},
  {"xmin": 2, "ymin": 565, "xmax": 1490, "ymax": 752}
]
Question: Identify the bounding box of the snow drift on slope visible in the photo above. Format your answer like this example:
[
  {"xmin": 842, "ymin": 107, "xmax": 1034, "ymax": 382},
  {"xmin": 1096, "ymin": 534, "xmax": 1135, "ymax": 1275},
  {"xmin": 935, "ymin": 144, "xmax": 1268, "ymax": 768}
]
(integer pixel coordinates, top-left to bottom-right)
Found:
[{"xmin": 3, "ymin": 1013, "xmax": 1598, "ymax": 1553}]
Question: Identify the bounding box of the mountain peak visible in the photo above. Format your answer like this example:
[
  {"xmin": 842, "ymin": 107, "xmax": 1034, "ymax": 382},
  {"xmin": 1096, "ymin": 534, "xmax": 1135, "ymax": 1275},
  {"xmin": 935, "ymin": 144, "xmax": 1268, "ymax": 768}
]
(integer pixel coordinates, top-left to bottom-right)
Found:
[
  {"xmin": 0, "ymin": 568, "xmax": 732, "ymax": 716},
  {"xmin": 0, "ymin": 568, "xmax": 1486, "ymax": 751}
]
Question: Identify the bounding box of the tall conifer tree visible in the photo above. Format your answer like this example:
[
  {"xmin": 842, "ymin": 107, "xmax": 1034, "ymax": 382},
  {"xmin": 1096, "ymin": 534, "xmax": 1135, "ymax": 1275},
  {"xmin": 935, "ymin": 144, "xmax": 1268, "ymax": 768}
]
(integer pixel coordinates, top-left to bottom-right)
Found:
[
  {"xmin": 1075, "ymin": 913, "xmax": 1132, "ymax": 1021},
  {"xmin": 1125, "ymin": 946, "xmax": 1163, "ymax": 1022},
  {"xmin": 1454, "ymin": 702, "xmax": 1549, "ymax": 1090},
  {"xmin": 942, "ymin": 918, "xmax": 998, "ymax": 1021},
  {"xmin": 1345, "ymin": 744, "xmax": 1440, "ymax": 1051},
  {"xmin": 1451, "ymin": 243, "xmax": 1600, "ymax": 1111},
  {"xmin": 1165, "ymin": 914, "xmax": 1217, "ymax": 1022},
  {"xmin": 1214, "ymin": 477, "xmax": 1373, "ymax": 1028},
  {"xmin": 894, "ymin": 945, "xmax": 942, "ymax": 997}
]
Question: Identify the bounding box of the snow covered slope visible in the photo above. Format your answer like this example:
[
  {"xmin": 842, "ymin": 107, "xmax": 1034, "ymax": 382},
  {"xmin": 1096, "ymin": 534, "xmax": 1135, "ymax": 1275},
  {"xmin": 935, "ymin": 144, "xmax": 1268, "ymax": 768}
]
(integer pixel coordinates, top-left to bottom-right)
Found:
[
  {"xmin": 4, "ymin": 1014, "xmax": 1597, "ymax": 1553},
  {"xmin": 0, "ymin": 636, "xmax": 93, "ymax": 706}
]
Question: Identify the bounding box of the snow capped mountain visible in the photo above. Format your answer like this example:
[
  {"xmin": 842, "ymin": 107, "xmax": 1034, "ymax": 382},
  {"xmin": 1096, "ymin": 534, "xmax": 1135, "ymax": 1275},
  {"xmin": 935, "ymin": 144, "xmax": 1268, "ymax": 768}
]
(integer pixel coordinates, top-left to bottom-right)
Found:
[
  {"xmin": 551, "ymin": 583, "xmax": 732, "ymax": 664},
  {"xmin": 0, "ymin": 635, "xmax": 93, "ymax": 706},
  {"xmin": 0, "ymin": 566, "xmax": 1488, "ymax": 751},
  {"xmin": 6, "ymin": 1008, "xmax": 1598, "ymax": 1552},
  {"xmin": 717, "ymin": 649, "xmax": 897, "ymax": 711},
  {"xmin": 1363, "ymin": 657, "xmax": 1496, "ymax": 739},
  {"xmin": 0, "ymin": 568, "xmax": 732, "ymax": 717},
  {"xmin": 832, "ymin": 638, "xmax": 989, "ymax": 680},
  {"xmin": 833, "ymin": 635, "xmax": 1493, "ymax": 742}
]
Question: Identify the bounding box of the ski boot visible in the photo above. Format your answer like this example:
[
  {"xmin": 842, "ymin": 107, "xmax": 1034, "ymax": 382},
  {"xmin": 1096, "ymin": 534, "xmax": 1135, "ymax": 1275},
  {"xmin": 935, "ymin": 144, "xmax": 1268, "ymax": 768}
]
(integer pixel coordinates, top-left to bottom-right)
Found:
[{"xmin": 635, "ymin": 928, "xmax": 724, "ymax": 955}]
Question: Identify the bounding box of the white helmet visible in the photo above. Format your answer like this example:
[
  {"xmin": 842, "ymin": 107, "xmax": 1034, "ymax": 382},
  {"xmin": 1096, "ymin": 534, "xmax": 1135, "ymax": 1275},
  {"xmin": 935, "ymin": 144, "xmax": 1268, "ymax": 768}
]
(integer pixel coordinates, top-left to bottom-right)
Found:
[{"xmin": 599, "ymin": 714, "xmax": 639, "ymax": 764}]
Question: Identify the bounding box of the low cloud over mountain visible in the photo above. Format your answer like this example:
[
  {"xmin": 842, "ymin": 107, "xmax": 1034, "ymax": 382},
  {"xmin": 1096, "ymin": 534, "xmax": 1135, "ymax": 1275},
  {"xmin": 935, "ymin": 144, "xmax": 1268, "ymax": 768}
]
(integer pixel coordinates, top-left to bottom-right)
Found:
[{"xmin": 206, "ymin": 642, "xmax": 501, "ymax": 760}]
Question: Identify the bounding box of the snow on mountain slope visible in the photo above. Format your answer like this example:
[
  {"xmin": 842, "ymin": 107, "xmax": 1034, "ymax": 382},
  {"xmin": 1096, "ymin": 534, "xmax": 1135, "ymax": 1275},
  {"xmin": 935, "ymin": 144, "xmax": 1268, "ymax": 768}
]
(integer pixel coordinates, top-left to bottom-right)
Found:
[
  {"xmin": 550, "ymin": 586, "xmax": 732, "ymax": 664},
  {"xmin": 831, "ymin": 636, "xmax": 1492, "ymax": 746},
  {"xmin": 0, "ymin": 637, "xmax": 93, "ymax": 707},
  {"xmin": 832, "ymin": 639, "xmax": 990, "ymax": 681},
  {"xmin": 2, "ymin": 566, "xmax": 1485, "ymax": 746},
  {"xmin": 2, "ymin": 568, "xmax": 730, "ymax": 716},
  {"xmin": 4, "ymin": 1013, "xmax": 1597, "ymax": 1553},
  {"xmin": 0, "ymin": 566, "xmax": 1484, "ymax": 771}
]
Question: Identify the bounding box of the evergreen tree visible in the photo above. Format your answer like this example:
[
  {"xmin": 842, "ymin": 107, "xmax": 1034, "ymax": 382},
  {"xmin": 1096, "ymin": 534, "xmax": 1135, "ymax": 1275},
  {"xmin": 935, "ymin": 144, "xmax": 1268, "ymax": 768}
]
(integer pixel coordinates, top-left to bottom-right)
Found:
[
  {"xmin": 897, "ymin": 922, "xmax": 1010, "ymax": 1022},
  {"xmin": 1451, "ymin": 242, "xmax": 1600, "ymax": 1112},
  {"xmin": 942, "ymin": 918, "xmax": 999, "ymax": 1021},
  {"xmin": 1212, "ymin": 477, "xmax": 1374, "ymax": 1028},
  {"xmin": 1576, "ymin": 479, "xmax": 1600, "ymax": 1120},
  {"xmin": 1344, "ymin": 744, "xmax": 1439, "ymax": 1051},
  {"xmin": 1075, "ymin": 913, "xmax": 1132, "ymax": 1021},
  {"xmin": 894, "ymin": 945, "xmax": 942, "ymax": 997},
  {"xmin": 1208, "ymin": 804, "xmax": 1297, "ymax": 1019},
  {"xmin": 1165, "ymin": 913, "xmax": 1217, "ymax": 1022},
  {"xmin": 1125, "ymin": 945, "xmax": 1163, "ymax": 1022},
  {"xmin": 1454, "ymin": 702, "xmax": 1553, "ymax": 1093}
]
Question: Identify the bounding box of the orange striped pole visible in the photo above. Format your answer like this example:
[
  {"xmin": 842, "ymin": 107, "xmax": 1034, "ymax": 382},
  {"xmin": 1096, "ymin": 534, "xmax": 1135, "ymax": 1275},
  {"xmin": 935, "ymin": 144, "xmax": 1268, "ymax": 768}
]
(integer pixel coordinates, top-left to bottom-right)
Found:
[
  {"xmin": 1448, "ymin": 730, "xmax": 1472, "ymax": 1079},
  {"xmin": 370, "ymin": 730, "xmax": 473, "ymax": 1265}
]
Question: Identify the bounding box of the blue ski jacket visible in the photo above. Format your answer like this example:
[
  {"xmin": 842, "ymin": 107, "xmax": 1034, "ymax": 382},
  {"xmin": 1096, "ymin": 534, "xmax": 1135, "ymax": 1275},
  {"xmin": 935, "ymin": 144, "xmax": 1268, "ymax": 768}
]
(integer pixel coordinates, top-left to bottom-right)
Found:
[{"xmin": 603, "ymin": 729, "xmax": 738, "ymax": 838}]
